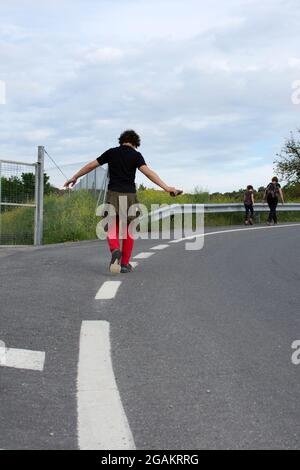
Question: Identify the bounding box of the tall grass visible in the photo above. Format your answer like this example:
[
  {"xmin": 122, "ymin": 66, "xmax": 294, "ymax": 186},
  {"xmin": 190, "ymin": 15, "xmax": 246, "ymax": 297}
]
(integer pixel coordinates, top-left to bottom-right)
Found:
[
  {"xmin": 0, "ymin": 206, "xmax": 35, "ymax": 244},
  {"xmin": 43, "ymin": 191, "xmax": 99, "ymax": 244},
  {"xmin": 138, "ymin": 188, "xmax": 210, "ymax": 208},
  {"xmin": 0, "ymin": 191, "xmax": 99, "ymax": 245}
]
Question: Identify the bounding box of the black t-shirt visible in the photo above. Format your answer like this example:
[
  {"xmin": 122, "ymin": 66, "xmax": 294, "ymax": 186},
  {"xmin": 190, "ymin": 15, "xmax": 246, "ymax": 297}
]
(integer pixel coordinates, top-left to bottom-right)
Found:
[{"xmin": 97, "ymin": 145, "xmax": 146, "ymax": 193}]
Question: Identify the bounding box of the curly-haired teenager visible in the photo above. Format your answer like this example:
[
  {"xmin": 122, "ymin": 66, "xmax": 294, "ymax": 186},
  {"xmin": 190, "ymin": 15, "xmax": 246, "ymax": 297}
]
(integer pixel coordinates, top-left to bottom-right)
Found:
[{"xmin": 64, "ymin": 130, "xmax": 182, "ymax": 273}]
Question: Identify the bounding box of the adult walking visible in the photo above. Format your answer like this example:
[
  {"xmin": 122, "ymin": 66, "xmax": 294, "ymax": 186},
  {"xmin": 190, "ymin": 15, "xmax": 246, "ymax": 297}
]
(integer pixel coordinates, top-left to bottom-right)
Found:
[
  {"xmin": 263, "ymin": 176, "xmax": 284, "ymax": 225},
  {"xmin": 64, "ymin": 129, "xmax": 182, "ymax": 273}
]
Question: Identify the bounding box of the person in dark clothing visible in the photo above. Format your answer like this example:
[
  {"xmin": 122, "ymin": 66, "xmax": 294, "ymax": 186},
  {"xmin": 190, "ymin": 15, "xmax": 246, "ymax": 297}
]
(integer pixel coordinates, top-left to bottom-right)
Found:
[
  {"xmin": 64, "ymin": 130, "xmax": 182, "ymax": 273},
  {"xmin": 244, "ymin": 185, "xmax": 255, "ymax": 225},
  {"xmin": 263, "ymin": 176, "xmax": 284, "ymax": 225}
]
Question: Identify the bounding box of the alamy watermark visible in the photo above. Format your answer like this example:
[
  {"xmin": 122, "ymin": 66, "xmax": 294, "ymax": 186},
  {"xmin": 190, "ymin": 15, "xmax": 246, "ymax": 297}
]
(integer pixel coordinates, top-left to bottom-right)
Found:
[
  {"xmin": 96, "ymin": 200, "xmax": 205, "ymax": 251},
  {"xmin": 291, "ymin": 80, "xmax": 300, "ymax": 105},
  {"xmin": 0, "ymin": 80, "xmax": 6, "ymax": 104},
  {"xmin": 0, "ymin": 340, "xmax": 6, "ymax": 366},
  {"xmin": 291, "ymin": 340, "xmax": 300, "ymax": 365}
]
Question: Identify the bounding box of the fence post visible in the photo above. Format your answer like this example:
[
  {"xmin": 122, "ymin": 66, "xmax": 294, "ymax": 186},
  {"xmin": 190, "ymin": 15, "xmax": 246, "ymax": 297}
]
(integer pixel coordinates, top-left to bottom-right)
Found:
[
  {"xmin": 34, "ymin": 146, "xmax": 44, "ymax": 246},
  {"xmin": 0, "ymin": 161, "xmax": 2, "ymax": 208},
  {"xmin": 0, "ymin": 161, "xmax": 2, "ymax": 242}
]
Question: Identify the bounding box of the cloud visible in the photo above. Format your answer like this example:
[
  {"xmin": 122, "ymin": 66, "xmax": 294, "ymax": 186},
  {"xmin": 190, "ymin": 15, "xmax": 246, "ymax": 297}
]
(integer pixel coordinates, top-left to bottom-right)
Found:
[
  {"xmin": 0, "ymin": 0, "xmax": 300, "ymax": 191},
  {"xmin": 24, "ymin": 128, "xmax": 56, "ymax": 142}
]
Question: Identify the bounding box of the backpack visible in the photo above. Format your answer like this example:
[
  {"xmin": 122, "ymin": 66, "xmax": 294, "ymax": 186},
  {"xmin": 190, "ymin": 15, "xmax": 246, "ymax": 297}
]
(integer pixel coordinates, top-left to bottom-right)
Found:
[
  {"xmin": 244, "ymin": 190, "xmax": 253, "ymax": 205},
  {"xmin": 266, "ymin": 183, "xmax": 279, "ymax": 199}
]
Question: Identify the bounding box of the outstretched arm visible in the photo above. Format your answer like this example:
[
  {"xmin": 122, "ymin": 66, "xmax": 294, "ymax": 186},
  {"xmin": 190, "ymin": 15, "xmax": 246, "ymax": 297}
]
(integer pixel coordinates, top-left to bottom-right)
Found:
[
  {"xmin": 64, "ymin": 160, "xmax": 99, "ymax": 188},
  {"xmin": 139, "ymin": 165, "xmax": 182, "ymax": 195}
]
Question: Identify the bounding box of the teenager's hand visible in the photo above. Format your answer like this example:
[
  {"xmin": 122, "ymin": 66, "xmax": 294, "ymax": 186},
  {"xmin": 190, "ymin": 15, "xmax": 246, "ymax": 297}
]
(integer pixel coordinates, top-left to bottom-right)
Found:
[
  {"xmin": 168, "ymin": 187, "xmax": 183, "ymax": 197},
  {"xmin": 165, "ymin": 186, "xmax": 177, "ymax": 194},
  {"xmin": 64, "ymin": 176, "xmax": 77, "ymax": 188}
]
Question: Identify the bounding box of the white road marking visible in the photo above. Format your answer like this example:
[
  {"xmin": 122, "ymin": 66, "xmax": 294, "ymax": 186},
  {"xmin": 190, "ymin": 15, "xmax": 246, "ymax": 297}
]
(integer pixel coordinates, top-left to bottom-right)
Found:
[
  {"xmin": 150, "ymin": 244, "xmax": 169, "ymax": 250},
  {"xmin": 0, "ymin": 347, "xmax": 45, "ymax": 371},
  {"xmin": 133, "ymin": 252, "xmax": 154, "ymax": 259},
  {"xmin": 169, "ymin": 223, "xmax": 300, "ymax": 243},
  {"xmin": 77, "ymin": 321, "xmax": 135, "ymax": 450},
  {"xmin": 130, "ymin": 261, "xmax": 139, "ymax": 268},
  {"xmin": 95, "ymin": 281, "xmax": 122, "ymax": 300}
]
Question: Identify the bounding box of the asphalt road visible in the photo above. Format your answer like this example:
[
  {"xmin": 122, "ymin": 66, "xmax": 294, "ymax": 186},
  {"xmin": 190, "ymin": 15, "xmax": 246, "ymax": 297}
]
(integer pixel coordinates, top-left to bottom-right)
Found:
[{"xmin": 0, "ymin": 224, "xmax": 300, "ymax": 449}]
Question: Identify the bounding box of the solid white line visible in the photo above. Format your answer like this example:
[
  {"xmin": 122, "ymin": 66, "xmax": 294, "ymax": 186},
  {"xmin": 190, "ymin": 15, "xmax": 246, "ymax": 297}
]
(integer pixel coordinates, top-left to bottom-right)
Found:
[
  {"xmin": 150, "ymin": 244, "xmax": 169, "ymax": 250},
  {"xmin": 169, "ymin": 223, "xmax": 300, "ymax": 243},
  {"xmin": 133, "ymin": 252, "xmax": 154, "ymax": 259},
  {"xmin": 77, "ymin": 321, "xmax": 135, "ymax": 450},
  {"xmin": 95, "ymin": 281, "xmax": 122, "ymax": 300},
  {"xmin": 0, "ymin": 348, "xmax": 45, "ymax": 371}
]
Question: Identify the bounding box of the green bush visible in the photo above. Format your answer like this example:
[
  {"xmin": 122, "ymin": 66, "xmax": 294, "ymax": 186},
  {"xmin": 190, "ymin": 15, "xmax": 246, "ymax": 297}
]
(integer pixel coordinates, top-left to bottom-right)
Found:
[{"xmin": 43, "ymin": 191, "xmax": 99, "ymax": 244}]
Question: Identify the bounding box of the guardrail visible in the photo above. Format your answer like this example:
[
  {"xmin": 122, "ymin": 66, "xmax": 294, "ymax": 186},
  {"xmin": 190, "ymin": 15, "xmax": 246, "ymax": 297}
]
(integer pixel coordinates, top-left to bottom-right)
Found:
[
  {"xmin": 203, "ymin": 203, "xmax": 300, "ymax": 213},
  {"xmin": 143, "ymin": 203, "xmax": 300, "ymax": 223}
]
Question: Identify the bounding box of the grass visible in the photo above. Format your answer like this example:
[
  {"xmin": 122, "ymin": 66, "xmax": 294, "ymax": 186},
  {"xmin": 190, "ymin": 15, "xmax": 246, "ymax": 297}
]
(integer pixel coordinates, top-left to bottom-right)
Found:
[
  {"xmin": 0, "ymin": 191, "xmax": 99, "ymax": 245},
  {"xmin": 0, "ymin": 189, "xmax": 299, "ymax": 245},
  {"xmin": 0, "ymin": 205, "xmax": 35, "ymax": 245}
]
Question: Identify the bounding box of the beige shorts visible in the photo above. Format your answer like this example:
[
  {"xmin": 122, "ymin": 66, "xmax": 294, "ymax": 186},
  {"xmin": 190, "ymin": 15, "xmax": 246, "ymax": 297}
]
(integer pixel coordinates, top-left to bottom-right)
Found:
[{"xmin": 105, "ymin": 190, "xmax": 140, "ymax": 223}]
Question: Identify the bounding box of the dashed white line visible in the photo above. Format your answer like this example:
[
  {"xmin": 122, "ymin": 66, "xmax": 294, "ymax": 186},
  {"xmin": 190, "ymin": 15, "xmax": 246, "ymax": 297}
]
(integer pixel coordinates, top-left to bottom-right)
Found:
[
  {"xmin": 150, "ymin": 244, "xmax": 169, "ymax": 250},
  {"xmin": 77, "ymin": 321, "xmax": 135, "ymax": 450},
  {"xmin": 133, "ymin": 252, "xmax": 154, "ymax": 259},
  {"xmin": 0, "ymin": 347, "xmax": 45, "ymax": 371},
  {"xmin": 95, "ymin": 281, "xmax": 122, "ymax": 300}
]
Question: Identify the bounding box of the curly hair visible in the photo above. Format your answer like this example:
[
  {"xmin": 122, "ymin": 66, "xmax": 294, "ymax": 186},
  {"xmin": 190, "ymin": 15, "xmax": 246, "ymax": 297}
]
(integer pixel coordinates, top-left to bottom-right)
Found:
[{"xmin": 119, "ymin": 129, "xmax": 141, "ymax": 148}]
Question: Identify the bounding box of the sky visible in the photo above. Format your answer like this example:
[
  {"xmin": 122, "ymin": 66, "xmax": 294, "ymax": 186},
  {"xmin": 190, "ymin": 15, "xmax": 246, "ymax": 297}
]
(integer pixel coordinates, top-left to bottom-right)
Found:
[{"xmin": 0, "ymin": 0, "xmax": 300, "ymax": 192}]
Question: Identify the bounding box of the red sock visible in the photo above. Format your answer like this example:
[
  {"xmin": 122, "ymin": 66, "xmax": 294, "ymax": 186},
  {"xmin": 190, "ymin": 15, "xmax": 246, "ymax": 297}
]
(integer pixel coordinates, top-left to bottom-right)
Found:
[
  {"xmin": 107, "ymin": 217, "xmax": 120, "ymax": 253},
  {"xmin": 121, "ymin": 224, "xmax": 134, "ymax": 265}
]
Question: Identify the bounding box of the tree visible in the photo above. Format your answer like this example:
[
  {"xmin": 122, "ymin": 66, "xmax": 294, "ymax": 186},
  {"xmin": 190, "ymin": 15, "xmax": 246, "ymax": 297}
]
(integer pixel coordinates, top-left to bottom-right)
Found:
[
  {"xmin": 0, "ymin": 172, "xmax": 53, "ymax": 204},
  {"xmin": 275, "ymin": 129, "xmax": 300, "ymax": 183},
  {"xmin": 43, "ymin": 173, "xmax": 52, "ymax": 195}
]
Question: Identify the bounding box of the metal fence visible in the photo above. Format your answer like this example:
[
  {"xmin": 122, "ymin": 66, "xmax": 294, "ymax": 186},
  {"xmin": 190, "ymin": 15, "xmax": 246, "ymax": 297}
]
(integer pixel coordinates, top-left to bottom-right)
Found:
[
  {"xmin": 145, "ymin": 202, "xmax": 300, "ymax": 223},
  {"xmin": 73, "ymin": 165, "xmax": 109, "ymax": 206},
  {"xmin": 203, "ymin": 202, "xmax": 300, "ymax": 213},
  {"xmin": 0, "ymin": 147, "xmax": 44, "ymax": 246}
]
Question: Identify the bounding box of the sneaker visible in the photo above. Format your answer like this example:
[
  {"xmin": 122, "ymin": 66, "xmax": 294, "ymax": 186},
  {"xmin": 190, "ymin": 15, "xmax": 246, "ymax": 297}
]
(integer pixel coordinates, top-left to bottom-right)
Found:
[
  {"xmin": 109, "ymin": 249, "xmax": 121, "ymax": 274},
  {"xmin": 120, "ymin": 263, "xmax": 133, "ymax": 274}
]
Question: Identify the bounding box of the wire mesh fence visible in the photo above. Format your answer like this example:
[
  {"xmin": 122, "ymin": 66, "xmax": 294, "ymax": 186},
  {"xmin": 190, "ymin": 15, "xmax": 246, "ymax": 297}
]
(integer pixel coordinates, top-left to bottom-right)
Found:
[
  {"xmin": 0, "ymin": 148, "xmax": 109, "ymax": 246},
  {"xmin": 73, "ymin": 165, "xmax": 108, "ymax": 206},
  {"xmin": 41, "ymin": 152, "xmax": 108, "ymax": 244},
  {"xmin": 0, "ymin": 160, "xmax": 37, "ymax": 245}
]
